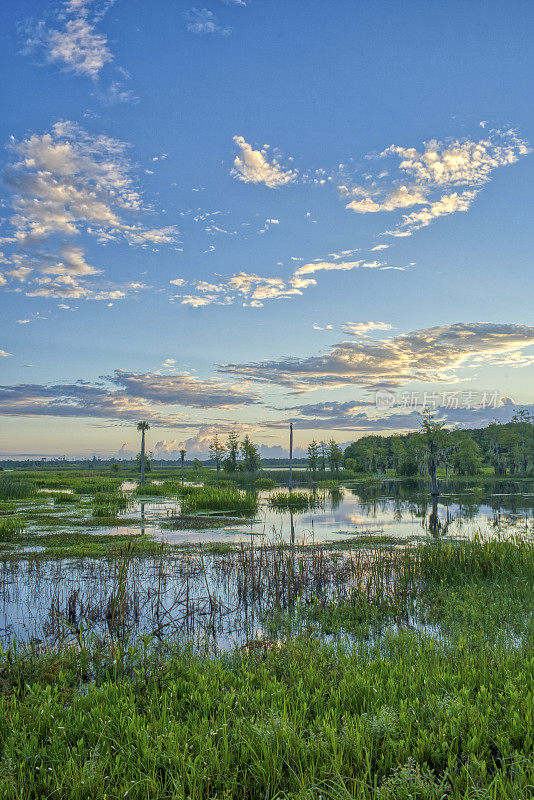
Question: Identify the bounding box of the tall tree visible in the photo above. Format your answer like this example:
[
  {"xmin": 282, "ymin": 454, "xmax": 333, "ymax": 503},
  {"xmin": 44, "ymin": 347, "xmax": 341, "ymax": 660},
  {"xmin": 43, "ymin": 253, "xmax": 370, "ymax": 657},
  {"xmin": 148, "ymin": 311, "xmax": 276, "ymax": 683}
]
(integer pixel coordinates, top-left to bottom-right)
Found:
[
  {"xmin": 225, "ymin": 428, "xmax": 240, "ymax": 472},
  {"xmin": 136, "ymin": 421, "xmax": 150, "ymax": 485},
  {"xmin": 319, "ymin": 441, "xmax": 328, "ymax": 472},
  {"xmin": 420, "ymin": 409, "xmax": 447, "ymax": 497},
  {"xmin": 180, "ymin": 448, "xmax": 186, "ymax": 485},
  {"xmin": 240, "ymin": 435, "xmax": 261, "ymax": 473},
  {"xmin": 209, "ymin": 434, "xmax": 226, "ymax": 474},
  {"xmin": 307, "ymin": 440, "xmax": 319, "ymax": 474},
  {"xmin": 327, "ymin": 439, "xmax": 344, "ymax": 474},
  {"xmin": 451, "ymin": 436, "xmax": 482, "ymax": 476}
]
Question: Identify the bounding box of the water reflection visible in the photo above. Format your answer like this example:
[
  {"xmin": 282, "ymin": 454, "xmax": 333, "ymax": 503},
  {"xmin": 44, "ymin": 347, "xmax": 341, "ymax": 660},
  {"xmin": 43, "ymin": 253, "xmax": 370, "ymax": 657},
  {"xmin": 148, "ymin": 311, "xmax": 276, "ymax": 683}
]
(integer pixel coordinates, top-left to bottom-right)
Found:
[{"xmin": 118, "ymin": 479, "xmax": 534, "ymax": 544}]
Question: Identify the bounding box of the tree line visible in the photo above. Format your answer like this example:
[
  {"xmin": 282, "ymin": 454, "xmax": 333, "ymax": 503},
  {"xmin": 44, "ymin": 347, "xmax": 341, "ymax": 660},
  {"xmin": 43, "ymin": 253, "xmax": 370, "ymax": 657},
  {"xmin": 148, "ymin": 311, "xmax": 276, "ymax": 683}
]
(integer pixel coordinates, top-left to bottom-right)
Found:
[{"xmin": 342, "ymin": 410, "xmax": 534, "ymax": 478}]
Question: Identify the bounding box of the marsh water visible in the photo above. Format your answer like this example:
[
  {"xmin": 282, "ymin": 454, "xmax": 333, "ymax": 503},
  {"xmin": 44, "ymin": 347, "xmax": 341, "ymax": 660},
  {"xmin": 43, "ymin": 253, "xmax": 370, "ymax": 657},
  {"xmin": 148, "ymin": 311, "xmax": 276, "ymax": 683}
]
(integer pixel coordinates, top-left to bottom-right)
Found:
[
  {"xmin": 2, "ymin": 478, "xmax": 534, "ymax": 649},
  {"xmin": 111, "ymin": 479, "xmax": 534, "ymax": 544}
]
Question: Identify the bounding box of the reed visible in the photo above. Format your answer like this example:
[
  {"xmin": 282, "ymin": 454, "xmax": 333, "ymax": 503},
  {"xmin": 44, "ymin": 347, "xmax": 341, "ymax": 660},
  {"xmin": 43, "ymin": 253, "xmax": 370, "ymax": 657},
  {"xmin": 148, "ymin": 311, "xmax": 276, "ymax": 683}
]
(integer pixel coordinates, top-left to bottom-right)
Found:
[
  {"xmin": 0, "ymin": 475, "xmax": 35, "ymax": 499},
  {"xmin": 91, "ymin": 491, "xmax": 130, "ymax": 518},
  {"xmin": 179, "ymin": 487, "xmax": 258, "ymax": 515},
  {"xmin": 268, "ymin": 491, "xmax": 321, "ymax": 510}
]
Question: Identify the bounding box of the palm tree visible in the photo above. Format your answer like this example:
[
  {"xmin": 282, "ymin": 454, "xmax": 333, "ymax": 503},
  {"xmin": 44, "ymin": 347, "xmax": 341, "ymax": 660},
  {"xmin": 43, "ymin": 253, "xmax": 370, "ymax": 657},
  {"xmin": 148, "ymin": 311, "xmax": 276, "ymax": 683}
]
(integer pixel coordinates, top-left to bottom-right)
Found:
[
  {"xmin": 180, "ymin": 448, "xmax": 186, "ymax": 485},
  {"xmin": 137, "ymin": 421, "xmax": 150, "ymax": 485}
]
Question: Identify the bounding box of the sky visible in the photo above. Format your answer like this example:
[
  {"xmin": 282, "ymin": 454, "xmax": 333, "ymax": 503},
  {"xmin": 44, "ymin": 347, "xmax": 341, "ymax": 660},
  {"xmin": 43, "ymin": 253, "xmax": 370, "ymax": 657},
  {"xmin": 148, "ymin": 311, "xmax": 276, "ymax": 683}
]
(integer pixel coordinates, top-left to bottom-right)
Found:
[{"xmin": 1, "ymin": 0, "xmax": 534, "ymax": 459}]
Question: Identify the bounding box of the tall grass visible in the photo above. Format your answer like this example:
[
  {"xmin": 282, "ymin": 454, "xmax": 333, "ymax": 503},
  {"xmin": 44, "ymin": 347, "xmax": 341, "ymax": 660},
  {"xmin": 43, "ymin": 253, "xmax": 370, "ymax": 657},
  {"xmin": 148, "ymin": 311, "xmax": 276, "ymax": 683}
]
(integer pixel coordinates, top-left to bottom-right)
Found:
[
  {"xmin": 0, "ymin": 517, "xmax": 25, "ymax": 539},
  {"xmin": 179, "ymin": 487, "xmax": 258, "ymax": 514},
  {"xmin": 0, "ymin": 475, "xmax": 35, "ymax": 499},
  {"xmin": 91, "ymin": 491, "xmax": 130, "ymax": 518},
  {"xmin": 268, "ymin": 491, "xmax": 321, "ymax": 510}
]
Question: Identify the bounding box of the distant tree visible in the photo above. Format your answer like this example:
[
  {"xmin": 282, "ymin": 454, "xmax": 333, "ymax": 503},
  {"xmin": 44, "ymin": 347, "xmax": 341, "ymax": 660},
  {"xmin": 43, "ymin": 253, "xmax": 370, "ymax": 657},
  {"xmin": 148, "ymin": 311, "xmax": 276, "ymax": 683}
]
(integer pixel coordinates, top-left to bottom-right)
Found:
[
  {"xmin": 307, "ymin": 440, "xmax": 319, "ymax": 474},
  {"xmin": 420, "ymin": 410, "xmax": 447, "ymax": 496},
  {"xmin": 319, "ymin": 441, "xmax": 328, "ymax": 472},
  {"xmin": 180, "ymin": 448, "xmax": 186, "ymax": 485},
  {"xmin": 136, "ymin": 421, "xmax": 150, "ymax": 484},
  {"xmin": 240, "ymin": 435, "xmax": 261, "ymax": 473},
  {"xmin": 135, "ymin": 451, "xmax": 152, "ymax": 474},
  {"xmin": 451, "ymin": 436, "xmax": 482, "ymax": 476},
  {"xmin": 209, "ymin": 434, "xmax": 226, "ymax": 474},
  {"xmin": 511, "ymin": 409, "xmax": 534, "ymax": 475},
  {"xmin": 224, "ymin": 428, "xmax": 240, "ymax": 472},
  {"xmin": 327, "ymin": 440, "xmax": 344, "ymax": 474}
]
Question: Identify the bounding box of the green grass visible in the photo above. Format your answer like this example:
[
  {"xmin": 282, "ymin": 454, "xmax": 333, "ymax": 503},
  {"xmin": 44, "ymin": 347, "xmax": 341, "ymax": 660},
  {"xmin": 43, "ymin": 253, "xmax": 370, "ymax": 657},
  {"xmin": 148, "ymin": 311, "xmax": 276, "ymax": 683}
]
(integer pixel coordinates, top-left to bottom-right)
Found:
[
  {"xmin": 0, "ymin": 517, "xmax": 25, "ymax": 540},
  {"xmin": 268, "ymin": 491, "xmax": 321, "ymax": 510},
  {"xmin": 0, "ymin": 475, "xmax": 36, "ymax": 499},
  {"xmin": 179, "ymin": 486, "xmax": 258, "ymax": 515},
  {"xmin": 91, "ymin": 492, "xmax": 130, "ymax": 518},
  {"xmin": 0, "ymin": 537, "xmax": 534, "ymax": 795}
]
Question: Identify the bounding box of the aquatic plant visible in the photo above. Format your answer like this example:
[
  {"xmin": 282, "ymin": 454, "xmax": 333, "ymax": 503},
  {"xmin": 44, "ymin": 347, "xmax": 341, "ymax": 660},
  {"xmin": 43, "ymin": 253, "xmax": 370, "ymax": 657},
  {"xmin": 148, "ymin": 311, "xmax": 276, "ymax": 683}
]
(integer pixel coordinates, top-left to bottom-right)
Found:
[
  {"xmin": 91, "ymin": 491, "xmax": 130, "ymax": 518},
  {"xmin": 0, "ymin": 517, "xmax": 25, "ymax": 539},
  {"xmin": 268, "ymin": 491, "xmax": 321, "ymax": 510},
  {"xmin": 0, "ymin": 475, "xmax": 35, "ymax": 500},
  {"xmin": 179, "ymin": 487, "xmax": 258, "ymax": 515}
]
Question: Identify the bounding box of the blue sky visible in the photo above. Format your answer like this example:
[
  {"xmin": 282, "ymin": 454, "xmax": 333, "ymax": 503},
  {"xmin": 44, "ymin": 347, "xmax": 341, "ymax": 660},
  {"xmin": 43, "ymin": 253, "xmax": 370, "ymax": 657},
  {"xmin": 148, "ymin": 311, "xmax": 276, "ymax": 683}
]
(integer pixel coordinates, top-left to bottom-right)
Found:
[{"xmin": 1, "ymin": 0, "xmax": 534, "ymax": 458}]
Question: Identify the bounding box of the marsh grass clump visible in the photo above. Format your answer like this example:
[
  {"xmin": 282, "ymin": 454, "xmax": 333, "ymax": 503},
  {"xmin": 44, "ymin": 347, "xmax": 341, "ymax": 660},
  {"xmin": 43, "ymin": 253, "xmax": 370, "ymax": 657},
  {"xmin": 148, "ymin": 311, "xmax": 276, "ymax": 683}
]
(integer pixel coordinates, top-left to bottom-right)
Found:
[
  {"xmin": 0, "ymin": 517, "xmax": 25, "ymax": 540},
  {"xmin": 135, "ymin": 480, "xmax": 183, "ymax": 497},
  {"xmin": 268, "ymin": 491, "xmax": 321, "ymax": 510},
  {"xmin": 91, "ymin": 491, "xmax": 130, "ymax": 518},
  {"xmin": 253, "ymin": 477, "xmax": 276, "ymax": 490},
  {"xmin": 179, "ymin": 487, "xmax": 258, "ymax": 515},
  {"xmin": 51, "ymin": 492, "xmax": 77, "ymax": 504},
  {"xmin": 419, "ymin": 533, "xmax": 534, "ymax": 583},
  {"xmin": 0, "ymin": 475, "xmax": 36, "ymax": 500}
]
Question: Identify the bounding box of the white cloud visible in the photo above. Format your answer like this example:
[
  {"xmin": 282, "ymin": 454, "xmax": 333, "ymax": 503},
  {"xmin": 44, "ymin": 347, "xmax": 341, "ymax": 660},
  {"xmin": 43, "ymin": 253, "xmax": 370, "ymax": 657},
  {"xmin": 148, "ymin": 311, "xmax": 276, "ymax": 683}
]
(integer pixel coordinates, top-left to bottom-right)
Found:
[
  {"xmin": 398, "ymin": 190, "xmax": 478, "ymax": 232},
  {"xmin": 342, "ymin": 321, "xmax": 393, "ymax": 336},
  {"xmin": 339, "ymin": 129, "xmax": 529, "ymax": 237},
  {"xmin": 184, "ymin": 8, "xmax": 231, "ymax": 35},
  {"xmin": 1, "ymin": 122, "xmax": 177, "ymax": 301},
  {"xmin": 381, "ymin": 132, "xmax": 529, "ymax": 187},
  {"xmin": 175, "ymin": 256, "xmax": 393, "ymax": 309},
  {"xmin": 220, "ymin": 322, "xmax": 534, "ymax": 390},
  {"xmin": 346, "ymin": 185, "xmax": 428, "ymax": 214},
  {"xmin": 0, "ymin": 350, "xmax": 12, "ymax": 358},
  {"xmin": 21, "ymin": 0, "xmax": 115, "ymax": 79},
  {"xmin": 0, "ymin": 370, "xmax": 259, "ymax": 424},
  {"xmin": 294, "ymin": 260, "xmax": 380, "ymax": 277},
  {"xmin": 371, "ymin": 244, "xmax": 389, "ymax": 251},
  {"xmin": 231, "ymin": 136, "xmax": 296, "ymax": 188}
]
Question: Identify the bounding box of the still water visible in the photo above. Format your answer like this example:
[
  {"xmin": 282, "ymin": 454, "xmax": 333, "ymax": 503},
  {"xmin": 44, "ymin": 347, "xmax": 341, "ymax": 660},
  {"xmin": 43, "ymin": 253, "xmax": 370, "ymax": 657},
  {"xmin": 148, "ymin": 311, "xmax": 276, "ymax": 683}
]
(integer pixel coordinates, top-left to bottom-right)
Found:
[
  {"xmin": 103, "ymin": 479, "xmax": 534, "ymax": 544},
  {"xmin": 2, "ymin": 479, "xmax": 533, "ymax": 648}
]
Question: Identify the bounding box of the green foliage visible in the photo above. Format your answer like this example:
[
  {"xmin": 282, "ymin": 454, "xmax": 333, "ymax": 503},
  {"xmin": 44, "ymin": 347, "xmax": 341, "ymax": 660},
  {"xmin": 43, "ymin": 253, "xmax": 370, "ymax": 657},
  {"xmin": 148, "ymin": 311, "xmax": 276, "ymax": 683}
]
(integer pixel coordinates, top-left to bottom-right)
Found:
[
  {"xmin": 268, "ymin": 491, "xmax": 320, "ymax": 510},
  {"xmin": 135, "ymin": 451, "xmax": 152, "ymax": 473},
  {"xmin": 179, "ymin": 486, "xmax": 258, "ymax": 514},
  {"xmin": 0, "ymin": 475, "xmax": 36, "ymax": 499},
  {"xmin": 0, "ymin": 517, "xmax": 25, "ymax": 539},
  {"xmin": 307, "ymin": 440, "xmax": 319, "ymax": 473},
  {"xmin": 253, "ymin": 477, "xmax": 275, "ymax": 489},
  {"xmin": 344, "ymin": 413, "xmax": 534, "ymax": 479},
  {"xmin": 240, "ymin": 435, "xmax": 261, "ymax": 473},
  {"xmin": 91, "ymin": 491, "xmax": 130, "ymax": 518}
]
